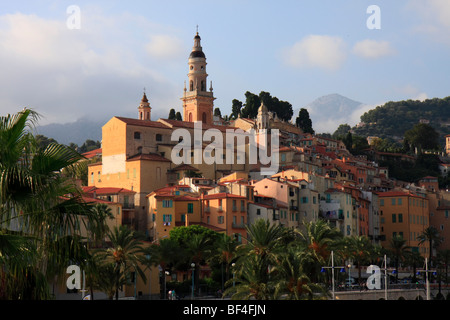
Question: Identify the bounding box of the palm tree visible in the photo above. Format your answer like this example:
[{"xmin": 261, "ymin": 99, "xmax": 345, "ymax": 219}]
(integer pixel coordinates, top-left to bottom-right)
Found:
[
  {"xmin": 243, "ymin": 218, "xmax": 286, "ymax": 262},
  {"xmin": 208, "ymin": 233, "xmax": 238, "ymax": 291},
  {"xmin": 343, "ymin": 235, "xmax": 374, "ymax": 284},
  {"xmin": 88, "ymin": 203, "xmax": 114, "ymax": 247},
  {"xmin": 142, "ymin": 238, "xmax": 185, "ymax": 299},
  {"xmin": 0, "ymin": 109, "xmax": 94, "ymax": 298},
  {"xmin": 417, "ymin": 226, "xmax": 442, "ymax": 267},
  {"xmin": 297, "ymin": 220, "xmax": 342, "ymax": 282},
  {"xmin": 273, "ymin": 245, "xmax": 328, "ymax": 300},
  {"xmin": 388, "ymin": 235, "xmax": 410, "ymax": 283},
  {"xmin": 97, "ymin": 225, "xmax": 147, "ymax": 299},
  {"xmin": 224, "ymin": 254, "xmax": 274, "ymax": 300},
  {"xmin": 404, "ymin": 250, "xmax": 423, "ymax": 284},
  {"xmin": 184, "ymin": 233, "xmax": 213, "ymax": 295}
]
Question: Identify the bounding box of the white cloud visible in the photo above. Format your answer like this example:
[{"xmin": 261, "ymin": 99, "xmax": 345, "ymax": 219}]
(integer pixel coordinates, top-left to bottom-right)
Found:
[
  {"xmin": 352, "ymin": 40, "xmax": 396, "ymax": 59},
  {"xmin": 393, "ymin": 85, "xmax": 428, "ymax": 101},
  {"xmin": 0, "ymin": 12, "xmax": 181, "ymax": 125},
  {"xmin": 282, "ymin": 35, "xmax": 347, "ymax": 71},
  {"xmin": 146, "ymin": 34, "xmax": 184, "ymax": 60},
  {"xmin": 406, "ymin": 0, "xmax": 450, "ymax": 43}
]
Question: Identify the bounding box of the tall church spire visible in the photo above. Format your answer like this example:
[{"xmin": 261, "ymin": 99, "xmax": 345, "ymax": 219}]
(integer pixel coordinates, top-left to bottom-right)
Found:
[
  {"xmin": 181, "ymin": 30, "xmax": 215, "ymax": 125},
  {"xmin": 138, "ymin": 89, "xmax": 151, "ymax": 121}
]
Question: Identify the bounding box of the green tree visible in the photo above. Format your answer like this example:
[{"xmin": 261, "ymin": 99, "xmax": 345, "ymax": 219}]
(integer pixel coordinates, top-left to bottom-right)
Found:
[
  {"xmin": 97, "ymin": 225, "xmax": 147, "ymax": 299},
  {"xmin": 388, "ymin": 235, "xmax": 410, "ymax": 282},
  {"xmin": 79, "ymin": 139, "xmax": 101, "ymax": 153},
  {"xmin": 297, "ymin": 220, "xmax": 342, "ymax": 282},
  {"xmin": 168, "ymin": 108, "xmax": 176, "ymax": 120},
  {"xmin": 175, "ymin": 111, "xmax": 182, "ymax": 121},
  {"xmin": 342, "ymin": 235, "xmax": 374, "ymax": 283},
  {"xmin": 208, "ymin": 233, "xmax": 238, "ymax": 291},
  {"xmin": 0, "ymin": 109, "xmax": 94, "ymax": 299},
  {"xmin": 273, "ymin": 246, "xmax": 328, "ymax": 300},
  {"xmin": 404, "ymin": 123, "xmax": 440, "ymax": 152},
  {"xmin": 88, "ymin": 203, "xmax": 114, "ymax": 247},
  {"xmin": 241, "ymin": 91, "xmax": 260, "ymax": 119},
  {"xmin": 295, "ymin": 108, "xmax": 314, "ymax": 134},
  {"xmin": 35, "ymin": 134, "xmax": 58, "ymax": 150},
  {"xmin": 332, "ymin": 124, "xmax": 351, "ymax": 139},
  {"xmin": 214, "ymin": 107, "xmax": 222, "ymax": 117},
  {"xmin": 231, "ymin": 99, "xmax": 243, "ymax": 119},
  {"xmin": 417, "ymin": 226, "xmax": 442, "ymax": 267}
]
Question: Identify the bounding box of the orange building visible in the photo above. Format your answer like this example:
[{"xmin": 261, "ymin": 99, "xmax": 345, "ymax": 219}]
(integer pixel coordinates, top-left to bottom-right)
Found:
[
  {"xmin": 147, "ymin": 185, "xmax": 202, "ymax": 240},
  {"xmin": 202, "ymin": 193, "xmax": 248, "ymax": 243},
  {"xmin": 378, "ymin": 191, "xmax": 430, "ymax": 257}
]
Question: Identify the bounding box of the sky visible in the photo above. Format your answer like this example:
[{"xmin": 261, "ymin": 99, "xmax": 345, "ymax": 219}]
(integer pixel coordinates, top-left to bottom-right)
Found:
[{"xmin": 0, "ymin": 0, "xmax": 449, "ymax": 133}]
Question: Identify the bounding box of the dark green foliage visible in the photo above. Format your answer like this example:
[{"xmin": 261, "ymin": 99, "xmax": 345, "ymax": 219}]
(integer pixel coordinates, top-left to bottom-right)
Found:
[
  {"xmin": 235, "ymin": 91, "xmax": 294, "ymax": 122},
  {"xmin": 168, "ymin": 108, "xmax": 176, "ymax": 120},
  {"xmin": 295, "ymin": 108, "xmax": 314, "ymax": 134},
  {"xmin": 353, "ymin": 96, "xmax": 450, "ymax": 147}
]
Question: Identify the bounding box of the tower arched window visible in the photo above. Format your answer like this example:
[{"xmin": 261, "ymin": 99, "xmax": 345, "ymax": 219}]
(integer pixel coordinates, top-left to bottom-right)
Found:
[
  {"xmin": 190, "ymin": 81, "xmax": 194, "ymax": 91},
  {"xmin": 189, "ymin": 113, "xmax": 193, "ymax": 122},
  {"xmin": 201, "ymin": 81, "xmax": 205, "ymax": 91},
  {"xmin": 202, "ymin": 112, "xmax": 207, "ymax": 124}
]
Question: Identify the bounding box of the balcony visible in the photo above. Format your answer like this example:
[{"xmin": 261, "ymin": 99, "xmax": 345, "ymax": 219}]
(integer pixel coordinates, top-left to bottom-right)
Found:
[
  {"xmin": 290, "ymin": 206, "xmax": 298, "ymax": 211},
  {"xmin": 232, "ymin": 223, "xmax": 246, "ymax": 229}
]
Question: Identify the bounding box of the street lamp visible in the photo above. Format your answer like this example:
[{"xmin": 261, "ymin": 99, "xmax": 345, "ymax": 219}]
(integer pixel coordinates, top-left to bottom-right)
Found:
[
  {"xmin": 163, "ymin": 270, "xmax": 170, "ymax": 300},
  {"xmin": 191, "ymin": 263, "xmax": 195, "ymax": 300},
  {"xmin": 232, "ymin": 263, "xmax": 236, "ymax": 288},
  {"xmin": 320, "ymin": 251, "xmax": 345, "ymax": 300},
  {"xmin": 417, "ymin": 258, "xmax": 436, "ymax": 300},
  {"xmin": 347, "ymin": 263, "xmax": 352, "ymax": 290}
]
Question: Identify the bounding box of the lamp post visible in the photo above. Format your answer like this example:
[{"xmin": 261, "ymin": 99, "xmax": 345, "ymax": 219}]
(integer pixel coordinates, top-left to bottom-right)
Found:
[
  {"xmin": 232, "ymin": 263, "xmax": 236, "ymax": 288},
  {"xmin": 417, "ymin": 258, "xmax": 436, "ymax": 300},
  {"xmin": 347, "ymin": 264, "xmax": 352, "ymax": 290},
  {"xmin": 320, "ymin": 251, "xmax": 345, "ymax": 300},
  {"xmin": 191, "ymin": 263, "xmax": 195, "ymax": 300},
  {"xmin": 164, "ymin": 270, "xmax": 169, "ymax": 300}
]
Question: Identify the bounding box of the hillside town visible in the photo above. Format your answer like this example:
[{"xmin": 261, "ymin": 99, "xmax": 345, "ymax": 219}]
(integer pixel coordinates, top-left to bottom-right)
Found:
[{"xmin": 64, "ymin": 32, "xmax": 450, "ymax": 300}]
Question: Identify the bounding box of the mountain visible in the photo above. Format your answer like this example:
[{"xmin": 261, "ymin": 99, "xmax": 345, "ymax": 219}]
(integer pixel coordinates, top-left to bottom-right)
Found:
[
  {"xmin": 294, "ymin": 93, "xmax": 367, "ymax": 134},
  {"xmin": 35, "ymin": 117, "xmax": 105, "ymax": 146}
]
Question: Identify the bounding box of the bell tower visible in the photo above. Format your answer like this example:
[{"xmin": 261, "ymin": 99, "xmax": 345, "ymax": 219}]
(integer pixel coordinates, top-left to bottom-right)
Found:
[
  {"xmin": 181, "ymin": 30, "xmax": 215, "ymax": 125},
  {"xmin": 138, "ymin": 90, "xmax": 151, "ymax": 121}
]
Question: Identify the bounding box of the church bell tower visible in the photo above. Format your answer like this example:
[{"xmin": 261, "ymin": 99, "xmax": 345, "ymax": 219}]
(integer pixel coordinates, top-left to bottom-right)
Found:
[{"xmin": 181, "ymin": 30, "xmax": 215, "ymax": 125}]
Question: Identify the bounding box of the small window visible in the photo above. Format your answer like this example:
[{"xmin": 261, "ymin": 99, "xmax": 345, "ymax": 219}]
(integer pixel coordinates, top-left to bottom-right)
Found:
[
  {"xmin": 134, "ymin": 132, "xmax": 141, "ymax": 139},
  {"xmin": 156, "ymin": 134, "xmax": 162, "ymax": 142}
]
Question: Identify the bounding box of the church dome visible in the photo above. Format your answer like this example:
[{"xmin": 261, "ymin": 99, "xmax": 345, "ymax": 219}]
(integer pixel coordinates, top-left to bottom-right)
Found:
[{"xmin": 189, "ymin": 50, "xmax": 206, "ymax": 59}]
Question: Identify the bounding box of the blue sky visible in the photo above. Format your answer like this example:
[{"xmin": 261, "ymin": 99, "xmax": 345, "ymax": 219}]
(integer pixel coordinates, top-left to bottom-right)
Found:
[{"xmin": 0, "ymin": 0, "xmax": 449, "ymax": 133}]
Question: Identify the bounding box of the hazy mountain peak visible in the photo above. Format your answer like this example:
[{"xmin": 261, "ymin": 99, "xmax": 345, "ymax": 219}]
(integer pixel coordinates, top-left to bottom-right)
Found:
[{"xmin": 294, "ymin": 93, "xmax": 366, "ymax": 134}]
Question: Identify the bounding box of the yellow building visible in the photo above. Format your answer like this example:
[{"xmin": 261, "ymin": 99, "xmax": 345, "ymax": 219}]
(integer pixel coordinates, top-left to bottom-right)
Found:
[{"xmin": 378, "ymin": 191, "xmax": 430, "ymax": 257}]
